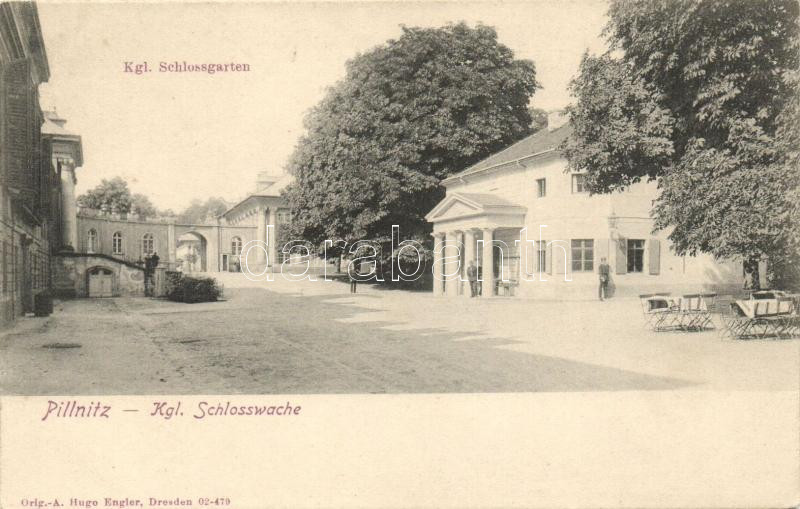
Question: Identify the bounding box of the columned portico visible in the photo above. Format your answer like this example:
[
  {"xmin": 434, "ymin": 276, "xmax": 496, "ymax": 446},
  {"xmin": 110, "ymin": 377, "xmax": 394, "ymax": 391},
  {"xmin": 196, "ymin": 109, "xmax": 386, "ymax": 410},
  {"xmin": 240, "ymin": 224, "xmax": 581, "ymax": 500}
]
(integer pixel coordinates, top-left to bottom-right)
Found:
[
  {"xmin": 425, "ymin": 192, "xmax": 525, "ymax": 298},
  {"xmin": 431, "ymin": 232, "xmax": 444, "ymax": 296},
  {"xmin": 444, "ymin": 230, "xmax": 460, "ymax": 297},
  {"xmin": 462, "ymin": 229, "xmax": 477, "ymax": 297},
  {"xmin": 481, "ymin": 228, "xmax": 494, "ymax": 297}
]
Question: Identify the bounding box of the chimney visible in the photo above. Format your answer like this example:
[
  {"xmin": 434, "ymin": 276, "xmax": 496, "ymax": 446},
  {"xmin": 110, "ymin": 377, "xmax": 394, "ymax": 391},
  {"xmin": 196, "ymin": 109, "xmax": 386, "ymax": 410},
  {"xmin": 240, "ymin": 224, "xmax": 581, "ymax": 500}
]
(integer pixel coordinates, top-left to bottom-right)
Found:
[{"xmin": 547, "ymin": 109, "xmax": 568, "ymax": 131}]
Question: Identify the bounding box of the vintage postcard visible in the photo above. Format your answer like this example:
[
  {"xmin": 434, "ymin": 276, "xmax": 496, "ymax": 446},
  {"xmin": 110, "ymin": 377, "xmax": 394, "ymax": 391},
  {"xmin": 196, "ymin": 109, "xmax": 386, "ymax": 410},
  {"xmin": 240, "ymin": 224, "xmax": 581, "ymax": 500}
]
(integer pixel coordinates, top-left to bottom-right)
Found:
[{"xmin": 0, "ymin": 0, "xmax": 798, "ymax": 507}]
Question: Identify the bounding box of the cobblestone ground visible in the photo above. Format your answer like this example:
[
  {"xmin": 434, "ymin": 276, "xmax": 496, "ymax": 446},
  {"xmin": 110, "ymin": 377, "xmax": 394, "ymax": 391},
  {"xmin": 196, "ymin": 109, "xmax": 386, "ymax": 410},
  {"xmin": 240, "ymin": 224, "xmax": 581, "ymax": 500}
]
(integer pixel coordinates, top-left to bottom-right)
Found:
[{"xmin": 1, "ymin": 274, "xmax": 797, "ymax": 394}]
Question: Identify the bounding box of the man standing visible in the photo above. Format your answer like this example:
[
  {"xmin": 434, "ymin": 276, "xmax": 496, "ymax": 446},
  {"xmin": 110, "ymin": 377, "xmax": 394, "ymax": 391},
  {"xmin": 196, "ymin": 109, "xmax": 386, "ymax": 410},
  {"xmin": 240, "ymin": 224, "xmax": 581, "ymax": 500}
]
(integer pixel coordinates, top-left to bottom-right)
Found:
[
  {"xmin": 349, "ymin": 264, "xmax": 359, "ymax": 294},
  {"xmin": 466, "ymin": 260, "xmax": 479, "ymax": 298},
  {"xmin": 598, "ymin": 257, "xmax": 610, "ymax": 301}
]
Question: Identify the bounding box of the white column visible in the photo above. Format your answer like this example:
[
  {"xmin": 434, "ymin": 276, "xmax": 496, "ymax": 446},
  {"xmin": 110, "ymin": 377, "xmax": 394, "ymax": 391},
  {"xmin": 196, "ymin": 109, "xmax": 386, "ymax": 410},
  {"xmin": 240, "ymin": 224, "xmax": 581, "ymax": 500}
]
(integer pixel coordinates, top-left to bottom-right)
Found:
[
  {"xmin": 431, "ymin": 233, "xmax": 444, "ymax": 296},
  {"xmin": 481, "ymin": 228, "xmax": 494, "ymax": 297},
  {"xmin": 59, "ymin": 159, "xmax": 78, "ymax": 250},
  {"xmin": 268, "ymin": 207, "xmax": 278, "ymax": 271},
  {"xmin": 167, "ymin": 223, "xmax": 176, "ymax": 264},
  {"xmin": 463, "ymin": 229, "xmax": 476, "ymax": 297},
  {"xmin": 444, "ymin": 231, "xmax": 459, "ymax": 297},
  {"xmin": 256, "ymin": 206, "xmax": 267, "ymax": 264}
]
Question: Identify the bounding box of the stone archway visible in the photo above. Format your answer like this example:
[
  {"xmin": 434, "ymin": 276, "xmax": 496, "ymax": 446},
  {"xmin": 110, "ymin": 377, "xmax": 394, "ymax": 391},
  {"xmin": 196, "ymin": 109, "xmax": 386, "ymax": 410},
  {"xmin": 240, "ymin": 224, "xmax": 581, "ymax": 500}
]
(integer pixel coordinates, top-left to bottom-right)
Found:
[{"xmin": 176, "ymin": 232, "xmax": 208, "ymax": 273}]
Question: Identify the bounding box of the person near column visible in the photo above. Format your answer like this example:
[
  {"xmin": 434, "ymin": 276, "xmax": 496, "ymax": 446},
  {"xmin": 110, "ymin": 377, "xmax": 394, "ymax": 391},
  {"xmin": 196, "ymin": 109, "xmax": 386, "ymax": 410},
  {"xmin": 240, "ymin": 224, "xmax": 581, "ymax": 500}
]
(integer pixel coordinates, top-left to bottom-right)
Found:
[
  {"xmin": 598, "ymin": 257, "xmax": 610, "ymax": 301},
  {"xmin": 349, "ymin": 263, "xmax": 359, "ymax": 294},
  {"xmin": 467, "ymin": 260, "xmax": 479, "ymax": 298}
]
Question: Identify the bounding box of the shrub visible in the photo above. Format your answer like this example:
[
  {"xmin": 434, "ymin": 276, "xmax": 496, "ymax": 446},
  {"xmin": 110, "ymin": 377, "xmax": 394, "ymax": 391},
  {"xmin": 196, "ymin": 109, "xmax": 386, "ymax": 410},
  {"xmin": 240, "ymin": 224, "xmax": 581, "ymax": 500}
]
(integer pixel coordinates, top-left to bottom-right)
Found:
[{"xmin": 165, "ymin": 275, "xmax": 222, "ymax": 303}]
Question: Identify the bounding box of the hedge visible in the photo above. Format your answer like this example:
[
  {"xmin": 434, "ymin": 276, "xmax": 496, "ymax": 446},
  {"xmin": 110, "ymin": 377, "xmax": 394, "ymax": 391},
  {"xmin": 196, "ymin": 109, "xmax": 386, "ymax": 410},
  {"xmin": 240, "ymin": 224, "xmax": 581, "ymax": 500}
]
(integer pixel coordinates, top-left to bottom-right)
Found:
[{"xmin": 165, "ymin": 274, "xmax": 222, "ymax": 303}]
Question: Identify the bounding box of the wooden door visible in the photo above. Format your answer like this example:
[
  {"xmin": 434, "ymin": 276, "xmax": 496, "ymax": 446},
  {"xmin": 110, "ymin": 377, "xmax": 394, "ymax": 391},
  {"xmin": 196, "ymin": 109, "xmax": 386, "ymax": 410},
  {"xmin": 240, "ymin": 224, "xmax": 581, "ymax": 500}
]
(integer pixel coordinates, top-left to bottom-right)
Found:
[{"xmin": 88, "ymin": 269, "xmax": 113, "ymax": 297}]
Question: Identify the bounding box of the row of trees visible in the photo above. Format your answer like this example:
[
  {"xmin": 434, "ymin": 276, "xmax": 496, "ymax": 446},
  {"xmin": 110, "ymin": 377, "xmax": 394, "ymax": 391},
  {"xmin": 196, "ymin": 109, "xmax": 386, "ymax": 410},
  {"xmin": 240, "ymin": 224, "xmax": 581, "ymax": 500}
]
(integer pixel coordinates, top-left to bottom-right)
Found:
[
  {"xmin": 283, "ymin": 5, "xmax": 799, "ymax": 289},
  {"xmin": 77, "ymin": 177, "xmax": 230, "ymax": 224}
]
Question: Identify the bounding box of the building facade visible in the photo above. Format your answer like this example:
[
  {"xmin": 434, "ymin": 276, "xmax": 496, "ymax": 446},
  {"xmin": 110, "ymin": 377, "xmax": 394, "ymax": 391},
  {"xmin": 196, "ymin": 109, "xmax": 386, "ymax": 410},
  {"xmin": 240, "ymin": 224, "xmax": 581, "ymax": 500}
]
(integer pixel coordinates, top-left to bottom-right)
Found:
[
  {"xmin": 0, "ymin": 3, "xmax": 61, "ymax": 324},
  {"xmin": 67, "ymin": 171, "xmax": 323, "ymax": 297},
  {"xmin": 425, "ymin": 113, "xmax": 744, "ymax": 299}
]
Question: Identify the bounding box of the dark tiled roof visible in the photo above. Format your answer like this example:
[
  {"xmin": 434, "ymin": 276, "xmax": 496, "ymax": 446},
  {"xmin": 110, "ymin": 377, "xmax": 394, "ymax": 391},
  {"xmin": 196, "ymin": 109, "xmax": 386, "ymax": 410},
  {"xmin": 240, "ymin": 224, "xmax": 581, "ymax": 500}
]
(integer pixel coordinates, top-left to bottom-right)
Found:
[{"xmin": 449, "ymin": 124, "xmax": 572, "ymax": 181}]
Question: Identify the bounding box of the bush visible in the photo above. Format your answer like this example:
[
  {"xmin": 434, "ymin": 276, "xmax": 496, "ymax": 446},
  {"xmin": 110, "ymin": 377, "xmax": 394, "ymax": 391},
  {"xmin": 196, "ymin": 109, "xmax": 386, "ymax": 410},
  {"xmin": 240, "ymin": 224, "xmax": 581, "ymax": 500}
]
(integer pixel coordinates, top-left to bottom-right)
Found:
[{"xmin": 165, "ymin": 275, "xmax": 222, "ymax": 303}]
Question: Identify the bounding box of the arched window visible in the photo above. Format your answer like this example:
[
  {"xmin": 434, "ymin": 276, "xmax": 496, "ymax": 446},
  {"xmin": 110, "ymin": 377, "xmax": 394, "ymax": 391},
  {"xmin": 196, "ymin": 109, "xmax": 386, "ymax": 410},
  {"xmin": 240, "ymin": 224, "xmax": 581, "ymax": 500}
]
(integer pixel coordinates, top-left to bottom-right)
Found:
[
  {"xmin": 231, "ymin": 236, "xmax": 242, "ymax": 255},
  {"xmin": 87, "ymin": 229, "xmax": 98, "ymax": 253},
  {"xmin": 112, "ymin": 232, "xmax": 123, "ymax": 255},
  {"xmin": 141, "ymin": 233, "xmax": 155, "ymax": 256}
]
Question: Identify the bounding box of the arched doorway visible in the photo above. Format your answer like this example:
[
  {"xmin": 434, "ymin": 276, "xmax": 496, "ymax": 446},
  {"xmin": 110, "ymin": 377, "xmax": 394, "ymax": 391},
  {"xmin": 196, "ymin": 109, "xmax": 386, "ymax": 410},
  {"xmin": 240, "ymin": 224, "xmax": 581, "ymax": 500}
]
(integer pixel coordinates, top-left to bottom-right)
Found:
[
  {"xmin": 87, "ymin": 266, "xmax": 114, "ymax": 297},
  {"xmin": 176, "ymin": 232, "xmax": 208, "ymax": 273}
]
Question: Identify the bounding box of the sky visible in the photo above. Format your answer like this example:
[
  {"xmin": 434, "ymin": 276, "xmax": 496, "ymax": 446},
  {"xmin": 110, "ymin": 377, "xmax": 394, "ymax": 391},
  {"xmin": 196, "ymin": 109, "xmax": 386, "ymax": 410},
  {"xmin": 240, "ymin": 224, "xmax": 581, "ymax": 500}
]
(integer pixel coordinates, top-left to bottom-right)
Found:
[{"xmin": 37, "ymin": 1, "xmax": 609, "ymax": 212}]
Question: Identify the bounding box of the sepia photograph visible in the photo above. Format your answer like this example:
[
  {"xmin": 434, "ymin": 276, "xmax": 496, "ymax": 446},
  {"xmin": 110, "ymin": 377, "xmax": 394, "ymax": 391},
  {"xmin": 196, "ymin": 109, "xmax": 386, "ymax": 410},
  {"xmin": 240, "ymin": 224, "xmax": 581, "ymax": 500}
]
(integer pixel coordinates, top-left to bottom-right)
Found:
[{"xmin": 0, "ymin": 0, "xmax": 798, "ymax": 506}]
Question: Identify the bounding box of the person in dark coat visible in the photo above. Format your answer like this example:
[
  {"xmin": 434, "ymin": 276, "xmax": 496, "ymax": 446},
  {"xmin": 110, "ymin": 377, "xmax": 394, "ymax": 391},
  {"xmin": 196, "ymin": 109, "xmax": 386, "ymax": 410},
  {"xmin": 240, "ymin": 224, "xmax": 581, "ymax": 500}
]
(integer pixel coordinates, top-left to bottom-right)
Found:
[
  {"xmin": 467, "ymin": 260, "xmax": 479, "ymax": 297},
  {"xmin": 349, "ymin": 264, "xmax": 359, "ymax": 294},
  {"xmin": 598, "ymin": 257, "xmax": 610, "ymax": 301}
]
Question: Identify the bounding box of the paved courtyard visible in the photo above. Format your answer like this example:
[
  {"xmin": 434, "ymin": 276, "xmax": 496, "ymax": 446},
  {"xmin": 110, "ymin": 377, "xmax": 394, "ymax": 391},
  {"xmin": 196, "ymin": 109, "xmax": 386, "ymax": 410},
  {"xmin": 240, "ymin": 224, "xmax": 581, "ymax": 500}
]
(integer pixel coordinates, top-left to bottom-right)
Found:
[{"xmin": 1, "ymin": 273, "xmax": 797, "ymax": 395}]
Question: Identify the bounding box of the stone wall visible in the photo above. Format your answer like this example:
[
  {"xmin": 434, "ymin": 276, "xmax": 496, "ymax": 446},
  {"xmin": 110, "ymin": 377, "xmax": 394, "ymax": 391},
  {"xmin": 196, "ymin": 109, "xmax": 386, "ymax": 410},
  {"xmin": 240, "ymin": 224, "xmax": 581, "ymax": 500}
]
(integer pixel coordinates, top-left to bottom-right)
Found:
[{"xmin": 53, "ymin": 253, "xmax": 145, "ymax": 298}]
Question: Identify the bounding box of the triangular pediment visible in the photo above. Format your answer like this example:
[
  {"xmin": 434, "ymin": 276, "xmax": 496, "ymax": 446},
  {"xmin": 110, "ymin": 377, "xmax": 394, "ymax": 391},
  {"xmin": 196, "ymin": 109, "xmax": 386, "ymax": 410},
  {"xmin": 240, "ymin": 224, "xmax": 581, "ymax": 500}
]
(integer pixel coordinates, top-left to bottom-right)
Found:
[
  {"xmin": 425, "ymin": 194, "xmax": 481, "ymax": 221},
  {"xmin": 437, "ymin": 200, "xmax": 479, "ymax": 219}
]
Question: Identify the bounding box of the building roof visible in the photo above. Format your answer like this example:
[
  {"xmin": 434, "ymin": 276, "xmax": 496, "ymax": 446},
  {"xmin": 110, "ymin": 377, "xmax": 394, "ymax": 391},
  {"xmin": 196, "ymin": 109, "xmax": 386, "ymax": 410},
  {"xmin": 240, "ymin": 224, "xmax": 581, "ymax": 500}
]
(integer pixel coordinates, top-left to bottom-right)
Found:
[
  {"xmin": 42, "ymin": 110, "xmax": 84, "ymax": 166},
  {"xmin": 220, "ymin": 172, "xmax": 293, "ymax": 220},
  {"xmin": 443, "ymin": 124, "xmax": 571, "ymax": 184},
  {"xmin": 255, "ymin": 172, "xmax": 293, "ymax": 197},
  {"xmin": 42, "ymin": 111, "xmax": 77, "ymax": 137}
]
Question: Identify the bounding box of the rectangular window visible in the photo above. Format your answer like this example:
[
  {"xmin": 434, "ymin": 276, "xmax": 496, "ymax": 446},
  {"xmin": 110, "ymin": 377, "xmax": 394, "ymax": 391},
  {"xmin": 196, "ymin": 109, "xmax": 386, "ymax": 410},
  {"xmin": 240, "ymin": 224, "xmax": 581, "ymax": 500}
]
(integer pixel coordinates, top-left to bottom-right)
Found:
[
  {"xmin": 627, "ymin": 239, "xmax": 645, "ymax": 273},
  {"xmin": 536, "ymin": 178, "xmax": 546, "ymax": 198},
  {"xmin": 537, "ymin": 240, "xmax": 547, "ymax": 273},
  {"xmin": 571, "ymin": 239, "xmax": 594, "ymax": 272},
  {"xmin": 571, "ymin": 174, "xmax": 587, "ymax": 193},
  {"xmin": 113, "ymin": 234, "xmax": 123, "ymax": 255}
]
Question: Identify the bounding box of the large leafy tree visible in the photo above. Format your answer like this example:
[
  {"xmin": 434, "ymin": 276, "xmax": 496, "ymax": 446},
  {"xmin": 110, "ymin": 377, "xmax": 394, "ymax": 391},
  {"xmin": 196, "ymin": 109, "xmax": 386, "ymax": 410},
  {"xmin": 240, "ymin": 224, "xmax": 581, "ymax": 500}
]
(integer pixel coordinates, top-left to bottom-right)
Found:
[
  {"xmin": 563, "ymin": 0, "xmax": 799, "ymax": 288},
  {"xmin": 79, "ymin": 177, "xmax": 168, "ymax": 220},
  {"xmin": 78, "ymin": 177, "xmax": 134, "ymax": 213},
  {"xmin": 284, "ymin": 23, "xmax": 539, "ymax": 267}
]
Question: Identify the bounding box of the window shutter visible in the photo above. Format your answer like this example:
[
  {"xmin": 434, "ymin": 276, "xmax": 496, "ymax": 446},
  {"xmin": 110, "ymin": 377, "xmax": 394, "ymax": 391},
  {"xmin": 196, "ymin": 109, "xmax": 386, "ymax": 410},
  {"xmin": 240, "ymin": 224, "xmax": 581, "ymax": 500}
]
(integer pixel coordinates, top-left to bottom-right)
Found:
[
  {"xmin": 2, "ymin": 59, "xmax": 35, "ymax": 206},
  {"xmin": 615, "ymin": 238, "xmax": 627, "ymax": 274},
  {"xmin": 555, "ymin": 243, "xmax": 565, "ymax": 274},
  {"xmin": 648, "ymin": 238, "xmax": 661, "ymax": 275}
]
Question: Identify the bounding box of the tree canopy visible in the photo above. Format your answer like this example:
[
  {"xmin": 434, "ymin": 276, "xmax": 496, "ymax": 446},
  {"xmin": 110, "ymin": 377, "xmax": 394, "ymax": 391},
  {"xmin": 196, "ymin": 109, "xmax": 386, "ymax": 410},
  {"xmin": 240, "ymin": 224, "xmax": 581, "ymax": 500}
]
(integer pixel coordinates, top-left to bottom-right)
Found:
[
  {"xmin": 175, "ymin": 197, "xmax": 230, "ymax": 224},
  {"xmin": 283, "ymin": 22, "xmax": 540, "ymax": 262},
  {"xmin": 78, "ymin": 177, "xmax": 135, "ymax": 213},
  {"xmin": 131, "ymin": 193, "xmax": 158, "ymax": 220},
  {"xmin": 528, "ymin": 107, "xmax": 548, "ymax": 133},
  {"xmin": 563, "ymin": 0, "xmax": 799, "ymax": 287},
  {"xmin": 78, "ymin": 177, "xmax": 175, "ymax": 221}
]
